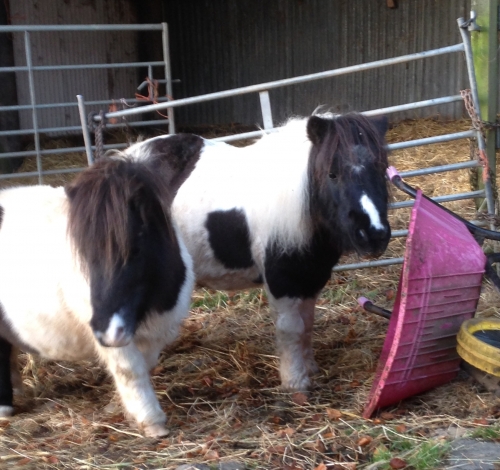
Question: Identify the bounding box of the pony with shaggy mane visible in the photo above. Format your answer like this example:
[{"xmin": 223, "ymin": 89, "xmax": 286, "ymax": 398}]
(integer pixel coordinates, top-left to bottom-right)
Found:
[
  {"xmin": 127, "ymin": 112, "xmax": 391, "ymax": 392},
  {"xmin": 0, "ymin": 151, "xmax": 200, "ymax": 437}
]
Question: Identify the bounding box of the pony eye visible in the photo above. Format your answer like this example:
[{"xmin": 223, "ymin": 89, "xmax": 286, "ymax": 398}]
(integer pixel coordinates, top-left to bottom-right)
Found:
[{"xmin": 329, "ymin": 172, "xmax": 337, "ymax": 180}]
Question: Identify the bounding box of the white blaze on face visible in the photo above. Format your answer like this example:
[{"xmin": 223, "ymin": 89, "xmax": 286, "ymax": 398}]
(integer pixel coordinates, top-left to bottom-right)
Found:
[
  {"xmin": 360, "ymin": 193, "xmax": 384, "ymax": 230},
  {"xmin": 95, "ymin": 311, "xmax": 130, "ymax": 347}
]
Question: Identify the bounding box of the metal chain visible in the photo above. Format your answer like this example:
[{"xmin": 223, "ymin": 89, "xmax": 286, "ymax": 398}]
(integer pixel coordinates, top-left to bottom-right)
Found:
[
  {"xmin": 460, "ymin": 89, "xmax": 492, "ymax": 178},
  {"xmin": 87, "ymin": 110, "xmax": 107, "ymax": 160},
  {"xmin": 461, "ymin": 89, "xmax": 482, "ymax": 133},
  {"xmin": 461, "ymin": 88, "xmax": 500, "ymax": 133}
]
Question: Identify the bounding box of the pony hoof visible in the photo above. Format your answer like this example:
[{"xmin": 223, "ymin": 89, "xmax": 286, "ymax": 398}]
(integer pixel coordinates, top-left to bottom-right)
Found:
[
  {"xmin": 143, "ymin": 423, "xmax": 170, "ymax": 438},
  {"xmin": 0, "ymin": 406, "xmax": 14, "ymax": 418},
  {"xmin": 280, "ymin": 377, "xmax": 311, "ymax": 394}
]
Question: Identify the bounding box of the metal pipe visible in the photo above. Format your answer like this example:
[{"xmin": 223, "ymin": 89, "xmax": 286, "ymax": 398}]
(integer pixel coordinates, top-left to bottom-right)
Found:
[
  {"xmin": 0, "ymin": 95, "xmax": 460, "ymax": 115},
  {"xmin": 24, "ymin": 32, "xmax": 43, "ymax": 184},
  {"xmin": 0, "ymin": 119, "xmax": 169, "ymax": 137},
  {"xmin": 0, "ymin": 97, "xmax": 170, "ymax": 112},
  {"xmin": 0, "ymin": 61, "xmax": 166, "ymax": 73},
  {"xmin": 77, "ymin": 95, "xmax": 94, "ymax": 165},
  {"xmin": 333, "ymin": 257, "xmax": 404, "ymax": 272},
  {"xmin": 391, "ymin": 230, "xmax": 409, "ymax": 238},
  {"xmin": 0, "ymin": 143, "xmax": 128, "ymax": 159},
  {"xmin": 363, "ymin": 95, "xmax": 464, "ymax": 116},
  {"xmin": 93, "ymin": 43, "xmax": 466, "ymax": 121},
  {"xmin": 162, "ymin": 22, "xmax": 175, "ymax": 134},
  {"xmin": 398, "ymin": 160, "xmax": 480, "ymax": 178},
  {"xmin": 212, "ymin": 125, "xmax": 476, "ymax": 147},
  {"xmin": 387, "ymin": 130, "xmax": 476, "ymax": 150},
  {"xmin": 389, "ymin": 190, "xmax": 486, "ymax": 209},
  {"xmin": 0, "ymin": 167, "xmax": 86, "ymax": 180},
  {"xmin": 0, "ymin": 24, "xmax": 164, "ymax": 32},
  {"xmin": 259, "ymin": 91, "xmax": 273, "ymax": 130}
]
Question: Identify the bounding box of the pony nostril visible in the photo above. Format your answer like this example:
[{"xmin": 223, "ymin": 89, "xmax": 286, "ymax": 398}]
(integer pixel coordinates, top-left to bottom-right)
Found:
[
  {"xmin": 357, "ymin": 229, "xmax": 368, "ymax": 241},
  {"xmin": 115, "ymin": 326, "xmax": 125, "ymax": 340}
]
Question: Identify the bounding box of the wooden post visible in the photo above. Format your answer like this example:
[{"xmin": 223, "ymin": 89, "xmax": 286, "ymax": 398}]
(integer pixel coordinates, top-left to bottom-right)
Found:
[{"xmin": 471, "ymin": 0, "xmax": 499, "ymax": 205}]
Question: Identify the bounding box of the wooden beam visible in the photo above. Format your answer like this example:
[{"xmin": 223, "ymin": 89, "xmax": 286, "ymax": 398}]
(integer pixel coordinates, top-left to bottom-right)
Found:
[{"xmin": 471, "ymin": 0, "xmax": 498, "ymax": 184}]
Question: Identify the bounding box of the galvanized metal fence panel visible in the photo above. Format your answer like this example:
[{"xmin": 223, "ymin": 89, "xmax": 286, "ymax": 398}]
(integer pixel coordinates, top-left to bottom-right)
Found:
[
  {"xmin": 0, "ymin": 23, "xmax": 174, "ymax": 183},
  {"xmin": 77, "ymin": 13, "xmax": 495, "ymax": 272}
]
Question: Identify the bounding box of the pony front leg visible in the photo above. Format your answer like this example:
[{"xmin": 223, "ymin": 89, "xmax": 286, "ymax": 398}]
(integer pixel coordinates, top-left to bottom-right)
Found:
[
  {"xmin": 270, "ymin": 296, "xmax": 313, "ymax": 392},
  {"xmin": 97, "ymin": 343, "xmax": 167, "ymax": 437},
  {"xmin": 299, "ymin": 297, "xmax": 320, "ymax": 375}
]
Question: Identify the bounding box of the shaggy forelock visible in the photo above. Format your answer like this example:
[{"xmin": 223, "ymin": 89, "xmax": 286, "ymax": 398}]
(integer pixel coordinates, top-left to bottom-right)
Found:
[{"xmin": 65, "ymin": 157, "xmax": 172, "ymax": 278}]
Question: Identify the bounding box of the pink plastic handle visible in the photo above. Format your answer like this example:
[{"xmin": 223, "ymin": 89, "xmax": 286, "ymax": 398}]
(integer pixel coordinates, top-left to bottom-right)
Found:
[
  {"xmin": 357, "ymin": 296, "xmax": 371, "ymax": 308},
  {"xmin": 386, "ymin": 166, "xmax": 400, "ymax": 182}
]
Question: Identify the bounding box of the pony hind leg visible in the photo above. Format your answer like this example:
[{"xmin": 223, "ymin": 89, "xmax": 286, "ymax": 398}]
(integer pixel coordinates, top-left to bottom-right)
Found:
[
  {"xmin": 269, "ymin": 295, "xmax": 316, "ymax": 392},
  {"xmin": 97, "ymin": 343, "xmax": 168, "ymax": 437},
  {"xmin": 0, "ymin": 337, "xmax": 14, "ymax": 417}
]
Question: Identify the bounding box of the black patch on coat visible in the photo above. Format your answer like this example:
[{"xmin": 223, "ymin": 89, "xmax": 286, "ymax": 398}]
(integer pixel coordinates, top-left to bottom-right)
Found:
[
  {"xmin": 264, "ymin": 227, "xmax": 342, "ymax": 299},
  {"xmin": 205, "ymin": 209, "xmax": 254, "ymax": 269},
  {"xmin": 0, "ymin": 205, "xmax": 3, "ymax": 229},
  {"xmin": 0, "ymin": 305, "xmax": 13, "ymax": 408},
  {"xmin": 143, "ymin": 133, "xmax": 204, "ymax": 204},
  {"xmin": 0, "ymin": 337, "xmax": 12, "ymax": 408}
]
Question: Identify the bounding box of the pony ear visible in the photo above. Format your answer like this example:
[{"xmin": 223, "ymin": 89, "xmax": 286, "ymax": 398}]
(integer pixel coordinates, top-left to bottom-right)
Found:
[
  {"xmin": 369, "ymin": 115, "xmax": 389, "ymax": 137},
  {"xmin": 141, "ymin": 134, "xmax": 203, "ymax": 204},
  {"xmin": 307, "ymin": 116, "xmax": 329, "ymax": 145}
]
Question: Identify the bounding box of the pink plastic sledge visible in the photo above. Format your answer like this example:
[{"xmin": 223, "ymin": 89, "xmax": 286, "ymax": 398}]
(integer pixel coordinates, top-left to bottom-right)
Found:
[{"xmin": 361, "ymin": 189, "xmax": 486, "ymax": 418}]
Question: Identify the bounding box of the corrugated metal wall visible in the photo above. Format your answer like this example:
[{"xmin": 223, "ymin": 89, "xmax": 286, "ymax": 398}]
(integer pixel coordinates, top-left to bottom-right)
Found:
[
  {"xmin": 9, "ymin": 0, "xmax": 138, "ymax": 132},
  {"xmin": 164, "ymin": 0, "xmax": 475, "ymax": 127}
]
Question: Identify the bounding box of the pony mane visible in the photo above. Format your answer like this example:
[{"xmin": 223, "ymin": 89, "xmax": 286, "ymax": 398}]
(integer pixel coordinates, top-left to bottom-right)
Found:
[
  {"xmin": 310, "ymin": 112, "xmax": 389, "ymax": 175},
  {"xmin": 234, "ymin": 117, "xmax": 313, "ymax": 253},
  {"xmin": 65, "ymin": 157, "xmax": 172, "ymax": 278}
]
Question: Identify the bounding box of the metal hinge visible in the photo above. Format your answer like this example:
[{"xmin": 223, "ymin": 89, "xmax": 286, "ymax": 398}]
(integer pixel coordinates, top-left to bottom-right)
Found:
[{"xmin": 465, "ymin": 10, "xmax": 481, "ymax": 31}]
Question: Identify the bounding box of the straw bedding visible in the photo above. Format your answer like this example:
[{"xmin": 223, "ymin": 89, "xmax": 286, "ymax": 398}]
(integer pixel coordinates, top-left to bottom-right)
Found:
[{"xmin": 0, "ymin": 118, "xmax": 499, "ymax": 469}]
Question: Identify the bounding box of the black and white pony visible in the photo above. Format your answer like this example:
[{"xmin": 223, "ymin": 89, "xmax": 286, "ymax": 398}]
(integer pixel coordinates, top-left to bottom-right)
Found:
[
  {"xmin": 0, "ymin": 151, "xmax": 200, "ymax": 437},
  {"xmin": 127, "ymin": 113, "xmax": 391, "ymax": 392}
]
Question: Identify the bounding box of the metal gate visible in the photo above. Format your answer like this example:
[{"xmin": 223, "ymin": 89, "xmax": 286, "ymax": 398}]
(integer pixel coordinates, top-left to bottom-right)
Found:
[
  {"xmin": 0, "ymin": 23, "xmax": 174, "ymax": 184},
  {"xmin": 77, "ymin": 15, "xmax": 496, "ymax": 271}
]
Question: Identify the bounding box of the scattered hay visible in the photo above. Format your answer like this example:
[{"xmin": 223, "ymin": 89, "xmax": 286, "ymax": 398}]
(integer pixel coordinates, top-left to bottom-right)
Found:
[{"xmin": 1, "ymin": 118, "xmax": 500, "ymax": 469}]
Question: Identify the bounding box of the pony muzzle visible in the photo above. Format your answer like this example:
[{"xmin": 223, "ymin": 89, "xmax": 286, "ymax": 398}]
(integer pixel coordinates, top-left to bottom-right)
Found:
[
  {"xmin": 354, "ymin": 225, "xmax": 391, "ymax": 258},
  {"xmin": 93, "ymin": 311, "xmax": 134, "ymax": 348}
]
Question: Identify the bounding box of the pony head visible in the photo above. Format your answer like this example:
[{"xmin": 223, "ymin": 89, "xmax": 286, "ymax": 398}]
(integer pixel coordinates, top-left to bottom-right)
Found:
[
  {"xmin": 307, "ymin": 113, "xmax": 391, "ymax": 257},
  {"xmin": 65, "ymin": 158, "xmax": 185, "ymax": 347}
]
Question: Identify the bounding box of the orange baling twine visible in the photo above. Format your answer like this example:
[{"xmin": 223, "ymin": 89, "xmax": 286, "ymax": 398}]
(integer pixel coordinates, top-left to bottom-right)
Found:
[{"xmin": 135, "ymin": 77, "xmax": 171, "ymax": 119}]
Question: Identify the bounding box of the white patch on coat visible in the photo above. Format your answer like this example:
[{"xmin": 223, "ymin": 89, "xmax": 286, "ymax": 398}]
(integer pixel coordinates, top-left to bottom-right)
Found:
[
  {"xmin": 154, "ymin": 119, "xmax": 312, "ymax": 287},
  {"xmin": 360, "ymin": 193, "xmax": 384, "ymax": 230},
  {"xmin": 98, "ymin": 312, "xmax": 128, "ymax": 347}
]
